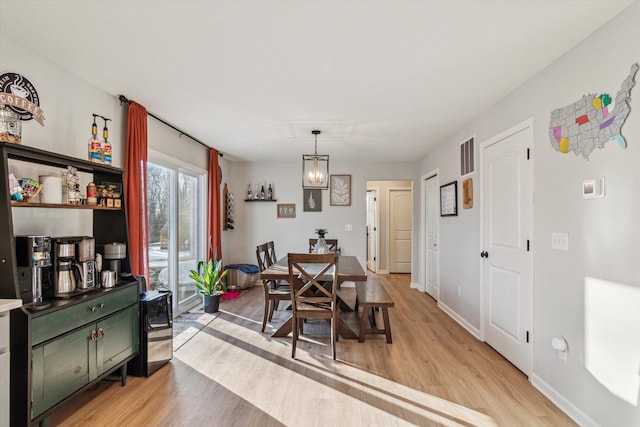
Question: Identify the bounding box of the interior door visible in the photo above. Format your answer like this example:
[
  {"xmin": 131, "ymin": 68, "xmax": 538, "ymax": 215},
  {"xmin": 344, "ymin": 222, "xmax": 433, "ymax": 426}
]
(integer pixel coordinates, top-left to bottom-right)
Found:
[
  {"xmin": 389, "ymin": 189, "xmax": 412, "ymax": 273},
  {"xmin": 481, "ymin": 121, "xmax": 533, "ymax": 375},
  {"xmin": 424, "ymin": 175, "xmax": 439, "ymax": 298},
  {"xmin": 366, "ymin": 190, "xmax": 377, "ymax": 272}
]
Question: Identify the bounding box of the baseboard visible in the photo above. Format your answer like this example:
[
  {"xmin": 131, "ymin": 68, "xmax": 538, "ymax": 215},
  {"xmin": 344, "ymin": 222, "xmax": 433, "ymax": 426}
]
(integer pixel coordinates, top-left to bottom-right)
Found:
[
  {"xmin": 409, "ymin": 281, "xmax": 425, "ymax": 292},
  {"xmin": 377, "ymin": 269, "xmax": 390, "ymax": 274},
  {"xmin": 438, "ymin": 301, "xmax": 481, "ymax": 339},
  {"xmin": 530, "ymin": 373, "xmax": 598, "ymax": 427}
]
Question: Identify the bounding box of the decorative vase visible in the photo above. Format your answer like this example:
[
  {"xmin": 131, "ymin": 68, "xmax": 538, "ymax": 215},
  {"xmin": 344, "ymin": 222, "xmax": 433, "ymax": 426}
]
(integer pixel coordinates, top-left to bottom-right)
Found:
[{"xmin": 203, "ymin": 294, "xmax": 221, "ymax": 313}]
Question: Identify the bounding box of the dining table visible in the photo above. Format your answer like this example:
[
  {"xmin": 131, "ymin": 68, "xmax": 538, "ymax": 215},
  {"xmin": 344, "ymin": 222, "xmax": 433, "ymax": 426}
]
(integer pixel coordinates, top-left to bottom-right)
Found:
[{"xmin": 259, "ymin": 255, "xmax": 367, "ymax": 339}]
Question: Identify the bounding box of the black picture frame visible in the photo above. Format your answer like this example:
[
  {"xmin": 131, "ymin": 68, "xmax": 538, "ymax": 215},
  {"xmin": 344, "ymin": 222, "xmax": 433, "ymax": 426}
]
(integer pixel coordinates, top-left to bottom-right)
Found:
[{"xmin": 440, "ymin": 181, "xmax": 458, "ymax": 216}]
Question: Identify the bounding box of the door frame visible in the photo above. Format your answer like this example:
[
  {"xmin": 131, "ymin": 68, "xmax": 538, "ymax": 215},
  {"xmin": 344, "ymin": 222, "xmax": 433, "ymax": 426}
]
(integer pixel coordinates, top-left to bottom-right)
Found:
[
  {"xmin": 478, "ymin": 117, "xmax": 534, "ymax": 375},
  {"xmin": 418, "ymin": 169, "xmax": 439, "ymax": 297},
  {"xmin": 366, "ymin": 188, "xmax": 379, "ymax": 273}
]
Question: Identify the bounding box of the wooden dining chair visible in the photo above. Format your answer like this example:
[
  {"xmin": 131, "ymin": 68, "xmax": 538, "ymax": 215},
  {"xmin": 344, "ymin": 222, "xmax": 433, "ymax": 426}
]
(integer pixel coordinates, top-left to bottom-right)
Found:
[
  {"xmin": 256, "ymin": 242, "xmax": 291, "ymax": 332},
  {"xmin": 287, "ymin": 252, "xmax": 339, "ymax": 359},
  {"xmin": 308, "ymin": 239, "xmax": 340, "ymax": 253}
]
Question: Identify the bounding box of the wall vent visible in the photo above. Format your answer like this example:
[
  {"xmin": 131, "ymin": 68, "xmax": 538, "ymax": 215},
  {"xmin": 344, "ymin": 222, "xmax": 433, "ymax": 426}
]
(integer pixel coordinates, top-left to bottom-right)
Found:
[{"xmin": 460, "ymin": 137, "xmax": 475, "ymax": 176}]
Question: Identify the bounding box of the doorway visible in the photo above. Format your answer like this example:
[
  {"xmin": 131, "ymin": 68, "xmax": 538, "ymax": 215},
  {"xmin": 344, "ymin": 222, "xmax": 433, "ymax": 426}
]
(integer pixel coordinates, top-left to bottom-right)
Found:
[{"xmin": 480, "ymin": 118, "xmax": 533, "ymax": 375}]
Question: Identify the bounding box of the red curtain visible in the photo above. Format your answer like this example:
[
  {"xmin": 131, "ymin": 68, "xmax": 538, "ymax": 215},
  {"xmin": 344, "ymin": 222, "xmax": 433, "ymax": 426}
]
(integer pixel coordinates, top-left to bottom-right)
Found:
[
  {"xmin": 208, "ymin": 148, "xmax": 222, "ymax": 261},
  {"xmin": 124, "ymin": 101, "xmax": 149, "ymax": 287}
]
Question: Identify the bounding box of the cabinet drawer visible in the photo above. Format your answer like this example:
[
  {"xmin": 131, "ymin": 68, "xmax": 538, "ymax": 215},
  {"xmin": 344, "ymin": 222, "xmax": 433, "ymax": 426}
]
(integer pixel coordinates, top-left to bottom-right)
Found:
[
  {"xmin": 32, "ymin": 286, "xmax": 138, "ymax": 345},
  {"xmin": 0, "ymin": 312, "xmax": 8, "ymax": 351}
]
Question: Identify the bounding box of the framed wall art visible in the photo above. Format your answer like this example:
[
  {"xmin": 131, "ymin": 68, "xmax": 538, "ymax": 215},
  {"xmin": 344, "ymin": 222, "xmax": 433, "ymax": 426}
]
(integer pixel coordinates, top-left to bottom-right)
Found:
[
  {"xmin": 277, "ymin": 203, "xmax": 296, "ymax": 218},
  {"xmin": 303, "ymin": 189, "xmax": 322, "ymax": 212},
  {"xmin": 440, "ymin": 181, "xmax": 458, "ymax": 216},
  {"xmin": 330, "ymin": 174, "xmax": 351, "ymax": 206}
]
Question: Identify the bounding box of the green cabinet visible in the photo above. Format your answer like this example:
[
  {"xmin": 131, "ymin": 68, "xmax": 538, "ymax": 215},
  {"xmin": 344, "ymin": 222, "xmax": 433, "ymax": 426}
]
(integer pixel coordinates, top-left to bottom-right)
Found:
[{"xmin": 31, "ymin": 304, "xmax": 138, "ymax": 419}]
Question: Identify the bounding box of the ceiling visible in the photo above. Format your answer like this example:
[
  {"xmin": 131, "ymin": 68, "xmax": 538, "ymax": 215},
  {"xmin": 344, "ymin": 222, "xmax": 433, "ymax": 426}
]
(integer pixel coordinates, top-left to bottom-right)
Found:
[{"xmin": 0, "ymin": 0, "xmax": 634, "ymax": 162}]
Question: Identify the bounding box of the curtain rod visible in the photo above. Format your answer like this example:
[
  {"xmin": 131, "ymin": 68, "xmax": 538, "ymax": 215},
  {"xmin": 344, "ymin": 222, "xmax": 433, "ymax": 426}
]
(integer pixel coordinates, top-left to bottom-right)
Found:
[{"xmin": 118, "ymin": 95, "xmax": 222, "ymax": 157}]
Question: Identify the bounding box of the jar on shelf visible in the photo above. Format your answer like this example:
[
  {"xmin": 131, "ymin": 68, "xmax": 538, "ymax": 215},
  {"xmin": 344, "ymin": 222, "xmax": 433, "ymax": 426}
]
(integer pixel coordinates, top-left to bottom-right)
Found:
[{"xmin": 0, "ymin": 107, "xmax": 22, "ymax": 144}]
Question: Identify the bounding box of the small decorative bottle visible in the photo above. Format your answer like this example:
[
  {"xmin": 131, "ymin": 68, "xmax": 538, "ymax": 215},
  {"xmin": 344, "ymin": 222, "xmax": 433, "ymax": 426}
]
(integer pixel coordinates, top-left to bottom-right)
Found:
[
  {"xmin": 267, "ymin": 184, "xmax": 273, "ymax": 200},
  {"xmin": 246, "ymin": 184, "xmax": 252, "ymax": 199},
  {"xmin": 88, "ymin": 115, "xmax": 102, "ymax": 163},
  {"xmin": 260, "ymin": 185, "xmax": 265, "ymax": 199},
  {"xmin": 102, "ymin": 117, "xmax": 112, "ymax": 165}
]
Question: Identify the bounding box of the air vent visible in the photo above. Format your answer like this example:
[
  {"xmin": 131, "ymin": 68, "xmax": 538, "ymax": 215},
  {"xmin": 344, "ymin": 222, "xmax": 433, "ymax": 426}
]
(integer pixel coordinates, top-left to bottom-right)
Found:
[{"xmin": 460, "ymin": 137, "xmax": 475, "ymax": 176}]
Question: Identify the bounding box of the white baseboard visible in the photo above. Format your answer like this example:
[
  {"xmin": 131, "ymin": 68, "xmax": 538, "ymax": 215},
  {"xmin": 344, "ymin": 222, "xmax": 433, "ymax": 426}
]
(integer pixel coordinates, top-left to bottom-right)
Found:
[
  {"xmin": 377, "ymin": 269, "xmax": 390, "ymax": 275},
  {"xmin": 530, "ymin": 374, "xmax": 598, "ymax": 427},
  {"xmin": 438, "ymin": 301, "xmax": 481, "ymax": 339},
  {"xmin": 409, "ymin": 282, "xmax": 425, "ymax": 292}
]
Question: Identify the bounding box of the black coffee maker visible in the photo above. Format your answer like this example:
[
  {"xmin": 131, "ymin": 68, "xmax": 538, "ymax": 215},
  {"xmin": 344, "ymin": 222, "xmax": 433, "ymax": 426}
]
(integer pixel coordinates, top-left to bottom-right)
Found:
[{"xmin": 15, "ymin": 235, "xmax": 52, "ymax": 310}]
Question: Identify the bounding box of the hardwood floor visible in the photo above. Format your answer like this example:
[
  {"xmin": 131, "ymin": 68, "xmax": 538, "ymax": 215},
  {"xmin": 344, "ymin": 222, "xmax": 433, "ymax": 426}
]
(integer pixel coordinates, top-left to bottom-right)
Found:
[{"xmin": 49, "ymin": 274, "xmax": 575, "ymax": 426}]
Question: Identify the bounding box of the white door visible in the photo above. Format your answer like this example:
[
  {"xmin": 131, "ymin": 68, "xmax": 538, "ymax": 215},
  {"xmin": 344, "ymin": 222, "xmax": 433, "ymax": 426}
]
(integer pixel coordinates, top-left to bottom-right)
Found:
[
  {"xmin": 389, "ymin": 189, "xmax": 412, "ymax": 273},
  {"xmin": 366, "ymin": 190, "xmax": 377, "ymax": 272},
  {"xmin": 481, "ymin": 120, "xmax": 533, "ymax": 375},
  {"xmin": 424, "ymin": 175, "xmax": 439, "ymax": 298}
]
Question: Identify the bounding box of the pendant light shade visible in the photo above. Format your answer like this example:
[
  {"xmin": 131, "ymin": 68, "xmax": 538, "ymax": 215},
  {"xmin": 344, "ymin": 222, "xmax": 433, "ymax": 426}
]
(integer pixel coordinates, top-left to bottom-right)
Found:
[{"xmin": 302, "ymin": 130, "xmax": 329, "ymax": 189}]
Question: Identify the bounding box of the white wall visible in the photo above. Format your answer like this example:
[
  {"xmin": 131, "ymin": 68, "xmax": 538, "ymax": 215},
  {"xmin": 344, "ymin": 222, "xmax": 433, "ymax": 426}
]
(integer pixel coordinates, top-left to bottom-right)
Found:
[
  {"xmin": 417, "ymin": 4, "xmax": 640, "ymax": 426},
  {"xmin": 222, "ymin": 161, "xmax": 417, "ymax": 267}
]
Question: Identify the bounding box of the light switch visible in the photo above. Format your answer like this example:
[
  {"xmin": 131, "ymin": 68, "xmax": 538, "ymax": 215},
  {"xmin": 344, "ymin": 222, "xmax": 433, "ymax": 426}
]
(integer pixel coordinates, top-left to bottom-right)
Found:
[
  {"xmin": 345, "ymin": 224, "xmax": 353, "ymax": 231},
  {"xmin": 551, "ymin": 232, "xmax": 569, "ymax": 251}
]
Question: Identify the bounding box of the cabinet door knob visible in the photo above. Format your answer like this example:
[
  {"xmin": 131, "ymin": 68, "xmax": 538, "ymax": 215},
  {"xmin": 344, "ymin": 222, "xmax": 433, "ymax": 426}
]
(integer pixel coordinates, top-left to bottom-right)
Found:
[
  {"xmin": 91, "ymin": 306, "xmax": 97, "ymax": 312},
  {"xmin": 100, "ymin": 303, "xmax": 105, "ymax": 310},
  {"xmin": 97, "ymin": 327, "xmax": 104, "ymax": 339},
  {"xmin": 91, "ymin": 330, "xmax": 97, "ymax": 342}
]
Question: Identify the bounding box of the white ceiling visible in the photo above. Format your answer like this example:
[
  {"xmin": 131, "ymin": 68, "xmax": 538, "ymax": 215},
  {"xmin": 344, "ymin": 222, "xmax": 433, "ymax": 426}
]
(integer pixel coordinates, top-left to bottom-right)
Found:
[{"xmin": 0, "ymin": 0, "xmax": 634, "ymax": 162}]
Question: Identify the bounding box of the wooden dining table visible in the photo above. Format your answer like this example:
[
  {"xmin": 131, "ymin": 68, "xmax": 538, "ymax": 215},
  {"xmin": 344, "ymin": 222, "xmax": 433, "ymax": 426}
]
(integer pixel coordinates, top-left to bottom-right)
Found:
[{"xmin": 259, "ymin": 255, "xmax": 367, "ymax": 339}]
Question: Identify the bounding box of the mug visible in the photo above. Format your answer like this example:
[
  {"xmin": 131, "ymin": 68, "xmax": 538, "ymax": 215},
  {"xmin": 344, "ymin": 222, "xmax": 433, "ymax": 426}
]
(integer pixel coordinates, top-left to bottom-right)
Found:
[{"xmin": 101, "ymin": 270, "xmax": 117, "ymax": 288}]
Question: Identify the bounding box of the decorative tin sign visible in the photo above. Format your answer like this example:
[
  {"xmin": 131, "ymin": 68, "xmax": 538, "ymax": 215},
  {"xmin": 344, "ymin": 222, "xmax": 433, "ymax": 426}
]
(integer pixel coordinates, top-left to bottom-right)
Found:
[{"xmin": 0, "ymin": 71, "xmax": 45, "ymax": 125}]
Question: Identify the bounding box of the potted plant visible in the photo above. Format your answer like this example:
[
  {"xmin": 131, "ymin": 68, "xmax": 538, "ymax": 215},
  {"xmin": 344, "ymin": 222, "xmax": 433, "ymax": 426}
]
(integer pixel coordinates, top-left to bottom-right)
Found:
[{"xmin": 189, "ymin": 249, "xmax": 228, "ymax": 313}]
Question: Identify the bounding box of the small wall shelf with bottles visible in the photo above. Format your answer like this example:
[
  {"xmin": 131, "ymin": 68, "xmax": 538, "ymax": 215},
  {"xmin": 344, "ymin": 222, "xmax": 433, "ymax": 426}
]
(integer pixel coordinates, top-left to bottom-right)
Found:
[
  {"xmin": 10, "ymin": 201, "xmax": 121, "ymax": 210},
  {"xmin": 244, "ymin": 199, "xmax": 277, "ymax": 202}
]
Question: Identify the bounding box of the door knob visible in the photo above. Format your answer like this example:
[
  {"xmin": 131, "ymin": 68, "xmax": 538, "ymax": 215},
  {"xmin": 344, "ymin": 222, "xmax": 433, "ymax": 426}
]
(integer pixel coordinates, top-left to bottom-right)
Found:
[{"xmin": 480, "ymin": 251, "xmax": 489, "ymax": 258}]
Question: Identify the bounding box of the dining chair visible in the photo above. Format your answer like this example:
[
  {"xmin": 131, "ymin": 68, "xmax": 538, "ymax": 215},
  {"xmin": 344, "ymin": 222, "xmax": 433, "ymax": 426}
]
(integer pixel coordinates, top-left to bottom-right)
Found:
[
  {"xmin": 287, "ymin": 252, "xmax": 339, "ymax": 359},
  {"xmin": 308, "ymin": 239, "xmax": 340, "ymax": 253},
  {"xmin": 256, "ymin": 242, "xmax": 291, "ymax": 332}
]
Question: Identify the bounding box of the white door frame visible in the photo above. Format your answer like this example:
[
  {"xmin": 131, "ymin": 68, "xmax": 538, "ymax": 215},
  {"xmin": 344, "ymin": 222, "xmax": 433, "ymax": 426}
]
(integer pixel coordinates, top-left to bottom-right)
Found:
[
  {"xmin": 479, "ymin": 117, "xmax": 534, "ymax": 375},
  {"xmin": 417, "ymin": 170, "xmax": 439, "ymax": 296},
  {"xmin": 366, "ymin": 188, "xmax": 379, "ymax": 273}
]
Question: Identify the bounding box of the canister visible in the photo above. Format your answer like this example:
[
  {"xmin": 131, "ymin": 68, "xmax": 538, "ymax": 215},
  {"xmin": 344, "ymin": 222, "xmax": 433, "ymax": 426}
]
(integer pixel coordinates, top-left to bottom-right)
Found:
[
  {"xmin": 39, "ymin": 175, "xmax": 63, "ymax": 204},
  {"xmin": 0, "ymin": 107, "xmax": 21, "ymax": 143},
  {"xmin": 87, "ymin": 182, "xmax": 97, "ymax": 205}
]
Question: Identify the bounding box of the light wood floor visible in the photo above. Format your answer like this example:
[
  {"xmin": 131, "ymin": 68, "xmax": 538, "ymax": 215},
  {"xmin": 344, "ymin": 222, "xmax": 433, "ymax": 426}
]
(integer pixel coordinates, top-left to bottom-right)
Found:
[{"xmin": 50, "ymin": 274, "xmax": 575, "ymax": 426}]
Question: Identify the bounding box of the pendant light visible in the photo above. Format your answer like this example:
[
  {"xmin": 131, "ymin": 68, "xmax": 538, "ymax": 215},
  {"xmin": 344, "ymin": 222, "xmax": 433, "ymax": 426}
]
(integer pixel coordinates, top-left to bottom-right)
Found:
[{"xmin": 302, "ymin": 130, "xmax": 329, "ymax": 189}]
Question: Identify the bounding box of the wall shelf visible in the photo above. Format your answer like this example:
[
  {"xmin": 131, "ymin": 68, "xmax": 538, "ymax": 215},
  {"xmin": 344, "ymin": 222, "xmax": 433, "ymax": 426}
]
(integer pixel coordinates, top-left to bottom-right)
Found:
[
  {"xmin": 11, "ymin": 201, "xmax": 121, "ymax": 210},
  {"xmin": 244, "ymin": 199, "xmax": 277, "ymax": 202}
]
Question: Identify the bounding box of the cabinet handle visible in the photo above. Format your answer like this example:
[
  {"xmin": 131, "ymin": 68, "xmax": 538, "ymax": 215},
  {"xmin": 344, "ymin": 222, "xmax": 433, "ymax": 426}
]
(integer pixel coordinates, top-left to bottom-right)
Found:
[
  {"xmin": 91, "ymin": 330, "xmax": 97, "ymax": 342},
  {"xmin": 97, "ymin": 327, "xmax": 104, "ymax": 339},
  {"xmin": 100, "ymin": 303, "xmax": 105, "ymax": 310},
  {"xmin": 91, "ymin": 306, "xmax": 97, "ymax": 312}
]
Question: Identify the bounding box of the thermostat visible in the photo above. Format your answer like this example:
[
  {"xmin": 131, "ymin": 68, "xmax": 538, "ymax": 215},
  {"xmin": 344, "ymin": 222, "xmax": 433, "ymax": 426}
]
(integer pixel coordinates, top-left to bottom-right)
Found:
[{"xmin": 582, "ymin": 177, "xmax": 605, "ymax": 199}]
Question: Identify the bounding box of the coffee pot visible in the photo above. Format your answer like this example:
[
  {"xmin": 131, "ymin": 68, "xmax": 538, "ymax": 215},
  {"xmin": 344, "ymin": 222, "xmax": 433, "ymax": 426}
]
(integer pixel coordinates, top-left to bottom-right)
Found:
[{"xmin": 56, "ymin": 260, "xmax": 76, "ymax": 293}]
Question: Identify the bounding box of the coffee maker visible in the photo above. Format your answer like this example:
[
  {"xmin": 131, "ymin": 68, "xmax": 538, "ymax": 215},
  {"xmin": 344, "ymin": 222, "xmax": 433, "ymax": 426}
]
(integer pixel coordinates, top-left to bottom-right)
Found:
[
  {"xmin": 46, "ymin": 237, "xmax": 80, "ymax": 298},
  {"xmin": 15, "ymin": 235, "xmax": 52, "ymax": 310},
  {"xmin": 76, "ymin": 236, "xmax": 96, "ymax": 289}
]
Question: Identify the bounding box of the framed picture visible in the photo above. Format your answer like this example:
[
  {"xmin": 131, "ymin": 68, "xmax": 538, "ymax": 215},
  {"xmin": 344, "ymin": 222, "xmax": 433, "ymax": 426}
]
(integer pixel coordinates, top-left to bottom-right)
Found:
[
  {"xmin": 330, "ymin": 174, "xmax": 351, "ymax": 206},
  {"xmin": 303, "ymin": 189, "xmax": 322, "ymax": 212},
  {"xmin": 277, "ymin": 203, "xmax": 296, "ymax": 218},
  {"xmin": 440, "ymin": 181, "xmax": 458, "ymax": 216}
]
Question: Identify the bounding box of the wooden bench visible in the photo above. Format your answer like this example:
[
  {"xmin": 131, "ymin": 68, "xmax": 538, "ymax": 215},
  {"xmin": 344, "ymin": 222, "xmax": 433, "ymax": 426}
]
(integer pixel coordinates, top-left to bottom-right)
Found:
[{"xmin": 355, "ymin": 278, "xmax": 394, "ymax": 343}]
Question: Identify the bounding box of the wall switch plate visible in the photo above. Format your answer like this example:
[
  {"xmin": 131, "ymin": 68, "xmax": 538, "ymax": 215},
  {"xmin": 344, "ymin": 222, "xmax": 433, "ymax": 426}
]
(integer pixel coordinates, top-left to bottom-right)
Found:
[
  {"xmin": 345, "ymin": 224, "xmax": 352, "ymax": 231},
  {"xmin": 551, "ymin": 232, "xmax": 569, "ymax": 251}
]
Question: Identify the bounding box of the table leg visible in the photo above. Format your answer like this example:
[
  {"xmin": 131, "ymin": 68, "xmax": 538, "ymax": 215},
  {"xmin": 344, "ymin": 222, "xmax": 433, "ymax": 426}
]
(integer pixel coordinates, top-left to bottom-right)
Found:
[{"xmin": 271, "ymin": 315, "xmax": 293, "ymax": 337}]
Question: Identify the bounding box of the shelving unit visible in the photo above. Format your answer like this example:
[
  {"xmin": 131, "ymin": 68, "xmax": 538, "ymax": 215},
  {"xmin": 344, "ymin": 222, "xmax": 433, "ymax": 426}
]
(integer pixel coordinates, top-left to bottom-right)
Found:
[{"xmin": 0, "ymin": 142, "xmax": 138, "ymax": 427}]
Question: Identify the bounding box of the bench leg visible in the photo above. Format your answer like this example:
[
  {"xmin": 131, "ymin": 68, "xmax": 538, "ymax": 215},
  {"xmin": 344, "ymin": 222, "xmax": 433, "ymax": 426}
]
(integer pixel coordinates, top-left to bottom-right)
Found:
[
  {"xmin": 359, "ymin": 307, "xmax": 368, "ymax": 342},
  {"xmin": 381, "ymin": 307, "xmax": 392, "ymax": 343}
]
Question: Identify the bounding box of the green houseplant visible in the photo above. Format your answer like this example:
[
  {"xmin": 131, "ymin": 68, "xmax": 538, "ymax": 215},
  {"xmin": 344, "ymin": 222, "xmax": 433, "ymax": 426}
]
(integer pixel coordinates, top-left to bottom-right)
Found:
[{"xmin": 189, "ymin": 249, "xmax": 228, "ymax": 313}]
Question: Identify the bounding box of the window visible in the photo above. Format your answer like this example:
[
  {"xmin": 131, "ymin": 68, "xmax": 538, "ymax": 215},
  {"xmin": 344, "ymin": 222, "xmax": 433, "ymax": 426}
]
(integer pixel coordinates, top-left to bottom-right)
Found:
[{"xmin": 148, "ymin": 154, "xmax": 206, "ymax": 315}]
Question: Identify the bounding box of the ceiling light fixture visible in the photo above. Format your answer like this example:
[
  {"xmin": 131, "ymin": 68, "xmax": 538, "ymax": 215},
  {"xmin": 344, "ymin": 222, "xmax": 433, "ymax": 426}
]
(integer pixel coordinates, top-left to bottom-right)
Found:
[{"xmin": 302, "ymin": 130, "xmax": 329, "ymax": 189}]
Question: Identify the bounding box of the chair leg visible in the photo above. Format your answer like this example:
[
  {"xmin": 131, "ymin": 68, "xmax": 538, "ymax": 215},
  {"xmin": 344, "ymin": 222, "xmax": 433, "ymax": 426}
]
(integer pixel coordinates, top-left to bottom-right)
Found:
[
  {"xmin": 291, "ymin": 316, "xmax": 298, "ymax": 358},
  {"xmin": 331, "ymin": 315, "xmax": 337, "ymax": 360},
  {"xmin": 261, "ymin": 297, "xmax": 269, "ymax": 333},
  {"xmin": 268, "ymin": 299, "xmax": 276, "ymax": 321}
]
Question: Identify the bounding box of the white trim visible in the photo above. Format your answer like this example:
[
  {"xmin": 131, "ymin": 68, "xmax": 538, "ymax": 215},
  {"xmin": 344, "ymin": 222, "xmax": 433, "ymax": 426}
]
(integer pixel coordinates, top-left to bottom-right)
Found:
[
  {"xmin": 438, "ymin": 301, "xmax": 481, "ymax": 339},
  {"xmin": 478, "ymin": 116, "xmax": 534, "ymax": 375},
  {"xmin": 366, "ymin": 187, "xmax": 380, "ymax": 273},
  {"xmin": 531, "ymin": 374, "xmax": 599, "ymax": 427}
]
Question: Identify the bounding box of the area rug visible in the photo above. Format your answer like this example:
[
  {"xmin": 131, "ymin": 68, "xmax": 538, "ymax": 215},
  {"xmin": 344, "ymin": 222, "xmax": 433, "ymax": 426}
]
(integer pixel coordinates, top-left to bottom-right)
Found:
[{"xmin": 221, "ymin": 290, "xmax": 242, "ymax": 300}]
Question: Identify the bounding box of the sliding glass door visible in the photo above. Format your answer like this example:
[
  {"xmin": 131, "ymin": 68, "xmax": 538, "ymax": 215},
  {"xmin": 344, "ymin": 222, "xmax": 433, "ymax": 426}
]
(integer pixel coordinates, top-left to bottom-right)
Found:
[{"xmin": 148, "ymin": 155, "xmax": 206, "ymax": 315}]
